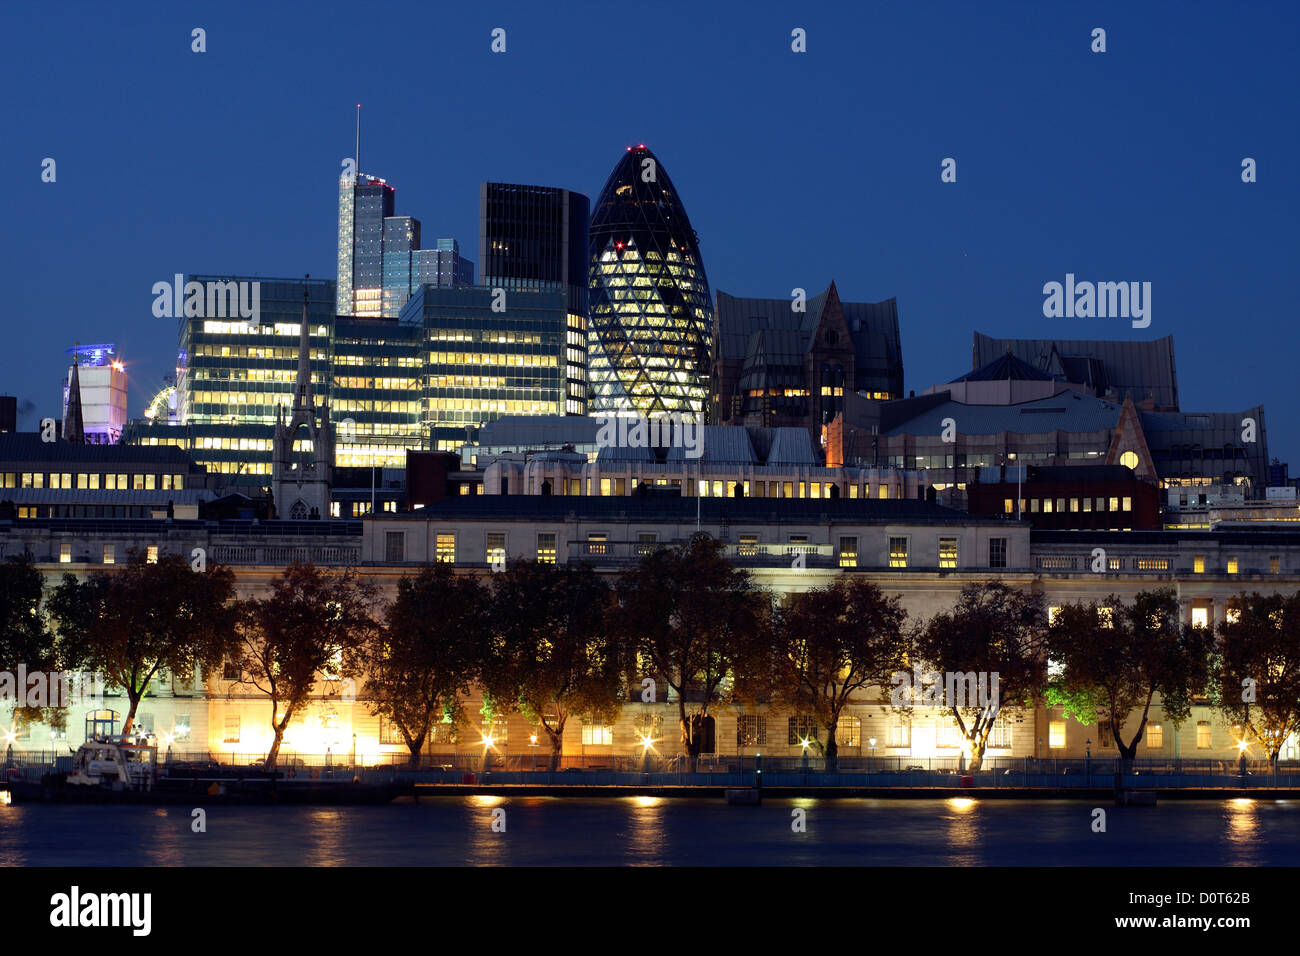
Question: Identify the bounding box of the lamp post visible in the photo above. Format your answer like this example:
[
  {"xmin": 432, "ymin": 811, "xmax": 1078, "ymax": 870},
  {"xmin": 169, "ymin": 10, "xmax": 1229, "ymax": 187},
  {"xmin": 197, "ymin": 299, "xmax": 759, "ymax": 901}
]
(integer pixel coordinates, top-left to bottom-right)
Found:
[
  {"xmin": 869, "ymin": 737, "xmax": 877, "ymax": 772},
  {"xmin": 529, "ymin": 734, "xmax": 538, "ymax": 773},
  {"xmin": 1085, "ymin": 738, "xmax": 1092, "ymax": 780}
]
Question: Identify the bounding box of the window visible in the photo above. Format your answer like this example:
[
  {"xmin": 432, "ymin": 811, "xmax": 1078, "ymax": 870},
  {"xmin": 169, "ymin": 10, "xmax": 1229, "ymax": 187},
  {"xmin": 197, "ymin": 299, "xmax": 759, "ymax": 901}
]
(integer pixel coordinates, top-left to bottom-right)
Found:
[
  {"xmin": 939, "ymin": 537, "xmax": 957, "ymax": 569},
  {"xmin": 1227, "ymin": 556, "xmax": 1239, "ymax": 575},
  {"xmin": 886, "ymin": 719, "xmax": 910, "ymax": 748},
  {"xmin": 1196, "ymin": 721, "xmax": 1212, "ymax": 749},
  {"xmin": 482, "ymin": 718, "xmax": 508, "ymax": 746},
  {"xmin": 737, "ymin": 715, "xmax": 767, "ymax": 747},
  {"xmin": 937, "ymin": 718, "xmax": 962, "ymax": 749},
  {"xmin": 586, "ymin": 532, "xmax": 607, "ymax": 555},
  {"xmin": 1031, "ymin": 498, "xmax": 1040, "ymax": 513},
  {"xmin": 1096, "ymin": 497, "xmax": 1106, "ymax": 512},
  {"xmin": 1069, "ymin": 498, "xmax": 1079, "ymax": 512},
  {"xmin": 537, "ymin": 533, "xmax": 556, "ymax": 563},
  {"xmin": 990, "ymin": 716, "xmax": 1013, "ymax": 749},
  {"xmin": 1049, "ymin": 721, "xmax": 1066, "ymax": 749},
  {"xmin": 486, "ymin": 532, "xmax": 506, "ymax": 566},
  {"xmin": 1136, "ymin": 558, "xmax": 1169, "ymax": 571},
  {"xmin": 989, "ymin": 538, "xmax": 1007, "ymax": 569},
  {"xmin": 430, "ymin": 721, "xmax": 455, "ymax": 745},
  {"xmin": 1146, "ymin": 723, "xmax": 1163, "ymax": 749},
  {"xmin": 1194, "ymin": 555, "xmax": 1205, "ymax": 573},
  {"xmin": 636, "ymin": 532, "xmax": 658, "ymax": 556},
  {"xmin": 838, "ymin": 536, "xmax": 858, "ymax": 568},
  {"xmin": 59, "ymin": 543, "xmax": 71, "ymax": 564},
  {"xmin": 436, "ymin": 533, "xmax": 455, "ymax": 563},
  {"xmin": 1047, "ymin": 606, "xmax": 1062, "ymax": 625},
  {"xmin": 788, "ymin": 715, "xmax": 819, "ymax": 746},
  {"xmin": 738, "ymin": 534, "xmax": 759, "ymax": 557},
  {"xmin": 581, "ymin": 723, "xmax": 613, "ymax": 746},
  {"xmin": 146, "ymin": 546, "xmax": 159, "ymax": 564},
  {"xmin": 102, "ymin": 544, "xmax": 114, "ymax": 564},
  {"xmin": 223, "ymin": 715, "xmax": 241, "ymax": 744},
  {"xmin": 384, "ymin": 532, "xmax": 405, "ymax": 563},
  {"xmin": 1003, "ymin": 498, "xmax": 1014, "ymax": 514},
  {"xmin": 1109, "ymin": 497, "xmax": 1119, "ymax": 513},
  {"xmin": 1191, "ymin": 607, "xmax": 1209, "ymax": 629},
  {"xmin": 888, "ymin": 537, "xmax": 908, "ymax": 569},
  {"xmin": 379, "ymin": 717, "xmax": 406, "ymax": 746},
  {"xmin": 1083, "ymin": 497, "xmax": 1092, "ymax": 512},
  {"xmin": 1120, "ymin": 450, "xmax": 1139, "ymax": 470},
  {"xmin": 1270, "ymin": 555, "xmax": 1281, "ymax": 574},
  {"xmin": 836, "ymin": 715, "xmax": 861, "ymax": 748},
  {"xmin": 1122, "ymin": 497, "xmax": 1132, "ymax": 512}
]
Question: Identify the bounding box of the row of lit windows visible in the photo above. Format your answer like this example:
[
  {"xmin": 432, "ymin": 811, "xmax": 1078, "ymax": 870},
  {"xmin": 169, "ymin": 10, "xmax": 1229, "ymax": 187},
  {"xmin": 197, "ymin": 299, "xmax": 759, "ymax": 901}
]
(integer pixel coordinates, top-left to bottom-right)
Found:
[
  {"xmin": 194, "ymin": 345, "xmax": 327, "ymax": 360},
  {"xmin": 332, "ymin": 400, "xmax": 421, "ymax": 416},
  {"xmin": 428, "ymin": 352, "xmax": 558, "ymax": 368},
  {"xmin": 4, "ymin": 472, "xmax": 185, "ymax": 490},
  {"xmin": 335, "ymin": 376, "xmax": 419, "ymax": 390},
  {"xmin": 428, "ymin": 331, "xmax": 546, "ymax": 344},
  {"xmin": 1004, "ymin": 496, "xmax": 1132, "ymax": 514}
]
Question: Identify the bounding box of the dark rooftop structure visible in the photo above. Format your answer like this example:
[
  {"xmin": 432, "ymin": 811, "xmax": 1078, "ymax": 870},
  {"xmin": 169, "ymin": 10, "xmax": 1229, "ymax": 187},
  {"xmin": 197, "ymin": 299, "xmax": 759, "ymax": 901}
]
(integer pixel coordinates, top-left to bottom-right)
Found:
[{"xmin": 972, "ymin": 332, "xmax": 1179, "ymax": 410}]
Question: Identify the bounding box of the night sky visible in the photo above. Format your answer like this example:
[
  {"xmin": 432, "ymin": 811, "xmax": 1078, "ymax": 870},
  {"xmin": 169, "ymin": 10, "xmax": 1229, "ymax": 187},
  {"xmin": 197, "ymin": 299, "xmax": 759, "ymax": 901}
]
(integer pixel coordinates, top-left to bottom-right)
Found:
[{"xmin": 4, "ymin": 1, "xmax": 1297, "ymax": 461}]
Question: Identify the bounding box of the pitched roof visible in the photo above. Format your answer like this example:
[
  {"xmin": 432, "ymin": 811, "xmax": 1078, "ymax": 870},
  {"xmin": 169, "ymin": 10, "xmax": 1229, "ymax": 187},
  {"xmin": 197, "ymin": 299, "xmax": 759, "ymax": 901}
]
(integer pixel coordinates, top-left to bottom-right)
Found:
[
  {"xmin": 952, "ymin": 352, "xmax": 1055, "ymax": 383},
  {"xmin": 883, "ymin": 391, "xmax": 1123, "ymax": 437}
]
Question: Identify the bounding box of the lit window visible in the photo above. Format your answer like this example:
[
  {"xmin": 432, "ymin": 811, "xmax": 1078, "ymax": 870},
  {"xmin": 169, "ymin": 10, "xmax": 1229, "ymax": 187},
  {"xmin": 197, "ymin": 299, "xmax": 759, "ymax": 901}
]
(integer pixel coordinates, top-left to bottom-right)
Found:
[
  {"xmin": 1048, "ymin": 606, "xmax": 1062, "ymax": 625},
  {"xmin": 1147, "ymin": 724, "xmax": 1163, "ymax": 749},
  {"xmin": 788, "ymin": 715, "xmax": 818, "ymax": 746},
  {"xmin": 581, "ymin": 723, "xmax": 613, "ymax": 746},
  {"xmin": 1225, "ymin": 607, "xmax": 1241, "ymax": 624},
  {"xmin": 1120, "ymin": 450, "xmax": 1139, "ymax": 470},
  {"xmin": 1270, "ymin": 556, "xmax": 1281, "ymax": 574},
  {"xmin": 102, "ymin": 544, "xmax": 114, "ymax": 564},
  {"xmin": 1196, "ymin": 722, "xmax": 1212, "ymax": 749},
  {"xmin": 59, "ymin": 543, "xmax": 71, "ymax": 564},
  {"xmin": 838, "ymin": 536, "xmax": 858, "ymax": 568},
  {"xmin": 1191, "ymin": 607, "xmax": 1209, "ymax": 629},
  {"xmin": 1049, "ymin": 721, "xmax": 1066, "ymax": 749},
  {"xmin": 586, "ymin": 533, "xmax": 607, "ymax": 556},
  {"xmin": 537, "ymin": 533, "xmax": 556, "ymax": 564},
  {"xmin": 146, "ymin": 546, "xmax": 159, "ymax": 564},
  {"xmin": 1003, "ymin": 498, "xmax": 1014, "ymax": 514},
  {"xmin": 738, "ymin": 535, "xmax": 759, "ymax": 557},
  {"xmin": 1122, "ymin": 497, "xmax": 1132, "ymax": 512},
  {"xmin": 939, "ymin": 537, "xmax": 957, "ymax": 569},
  {"xmin": 889, "ymin": 537, "xmax": 908, "ymax": 568},
  {"xmin": 486, "ymin": 532, "xmax": 506, "ymax": 567},
  {"xmin": 1227, "ymin": 556, "xmax": 1238, "ymax": 575},
  {"xmin": 836, "ymin": 716, "xmax": 861, "ymax": 748},
  {"xmin": 1109, "ymin": 497, "xmax": 1119, "ymax": 513},
  {"xmin": 224, "ymin": 715, "xmax": 241, "ymax": 744},
  {"xmin": 737, "ymin": 715, "xmax": 767, "ymax": 747},
  {"xmin": 1193, "ymin": 555, "xmax": 1205, "ymax": 573},
  {"xmin": 436, "ymin": 533, "xmax": 455, "ymax": 563},
  {"xmin": 887, "ymin": 719, "xmax": 909, "ymax": 748}
]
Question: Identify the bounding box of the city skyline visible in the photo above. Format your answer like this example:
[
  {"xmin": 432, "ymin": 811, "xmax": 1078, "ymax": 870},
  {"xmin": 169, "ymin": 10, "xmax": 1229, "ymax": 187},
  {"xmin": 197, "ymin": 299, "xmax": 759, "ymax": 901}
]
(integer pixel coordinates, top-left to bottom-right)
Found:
[{"xmin": 6, "ymin": 1, "xmax": 1298, "ymax": 466}]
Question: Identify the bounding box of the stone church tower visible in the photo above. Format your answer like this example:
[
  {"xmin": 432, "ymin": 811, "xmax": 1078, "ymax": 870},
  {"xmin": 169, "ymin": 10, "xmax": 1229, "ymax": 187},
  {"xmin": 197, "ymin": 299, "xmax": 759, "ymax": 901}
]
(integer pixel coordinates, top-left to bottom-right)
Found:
[{"xmin": 272, "ymin": 283, "xmax": 334, "ymax": 519}]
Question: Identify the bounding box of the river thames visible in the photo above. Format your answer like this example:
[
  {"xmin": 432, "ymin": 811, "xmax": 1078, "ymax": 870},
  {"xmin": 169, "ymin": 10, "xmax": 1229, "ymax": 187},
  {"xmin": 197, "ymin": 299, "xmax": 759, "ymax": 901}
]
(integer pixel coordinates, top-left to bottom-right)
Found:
[{"xmin": 1, "ymin": 796, "xmax": 1297, "ymax": 866}]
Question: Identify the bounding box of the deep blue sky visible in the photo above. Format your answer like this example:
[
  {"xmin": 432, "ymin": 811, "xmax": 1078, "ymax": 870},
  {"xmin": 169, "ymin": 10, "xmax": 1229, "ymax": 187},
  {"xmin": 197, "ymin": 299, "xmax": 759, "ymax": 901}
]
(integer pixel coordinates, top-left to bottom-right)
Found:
[{"xmin": 4, "ymin": 1, "xmax": 1297, "ymax": 460}]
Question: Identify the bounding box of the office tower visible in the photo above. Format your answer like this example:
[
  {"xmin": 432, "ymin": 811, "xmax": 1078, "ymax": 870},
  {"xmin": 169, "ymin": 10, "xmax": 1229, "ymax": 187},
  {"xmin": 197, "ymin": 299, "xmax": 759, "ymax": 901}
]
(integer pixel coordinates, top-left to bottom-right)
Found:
[
  {"xmin": 62, "ymin": 344, "xmax": 128, "ymax": 444},
  {"xmin": 588, "ymin": 145, "xmax": 713, "ymax": 418},
  {"xmin": 479, "ymin": 182, "xmax": 589, "ymax": 415},
  {"xmin": 337, "ymin": 174, "xmax": 395, "ymax": 316},
  {"xmin": 400, "ymin": 285, "xmax": 570, "ymax": 451},
  {"xmin": 338, "ymin": 170, "xmax": 474, "ymax": 318}
]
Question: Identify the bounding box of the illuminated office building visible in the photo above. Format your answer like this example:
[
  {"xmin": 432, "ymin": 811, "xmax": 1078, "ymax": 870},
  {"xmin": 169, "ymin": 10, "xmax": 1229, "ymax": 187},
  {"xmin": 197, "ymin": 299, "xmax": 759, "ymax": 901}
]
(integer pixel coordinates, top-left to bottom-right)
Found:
[
  {"xmin": 338, "ymin": 173, "xmax": 473, "ymax": 318},
  {"xmin": 588, "ymin": 145, "xmax": 713, "ymax": 418},
  {"xmin": 479, "ymin": 182, "xmax": 589, "ymax": 415},
  {"xmin": 400, "ymin": 285, "xmax": 570, "ymax": 452}
]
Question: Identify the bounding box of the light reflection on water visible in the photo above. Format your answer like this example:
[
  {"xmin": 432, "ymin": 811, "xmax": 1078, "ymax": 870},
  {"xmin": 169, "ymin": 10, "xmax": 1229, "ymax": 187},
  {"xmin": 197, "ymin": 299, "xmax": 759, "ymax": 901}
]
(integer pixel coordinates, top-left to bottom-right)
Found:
[{"xmin": 2, "ymin": 798, "xmax": 1298, "ymax": 866}]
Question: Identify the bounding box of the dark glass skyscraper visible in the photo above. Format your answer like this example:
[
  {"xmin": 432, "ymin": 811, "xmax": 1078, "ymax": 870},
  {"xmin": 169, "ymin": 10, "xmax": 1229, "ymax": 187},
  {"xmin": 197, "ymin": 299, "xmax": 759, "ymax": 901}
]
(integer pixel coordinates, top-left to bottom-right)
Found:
[
  {"xmin": 479, "ymin": 183, "xmax": 589, "ymax": 414},
  {"xmin": 588, "ymin": 145, "xmax": 713, "ymax": 417}
]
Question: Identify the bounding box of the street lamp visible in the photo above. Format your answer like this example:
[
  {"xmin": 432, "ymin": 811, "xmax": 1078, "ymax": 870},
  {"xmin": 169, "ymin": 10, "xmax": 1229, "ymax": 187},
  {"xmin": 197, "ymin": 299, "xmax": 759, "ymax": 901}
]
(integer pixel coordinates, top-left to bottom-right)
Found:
[
  {"xmin": 1085, "ymin": 738, "xmax": 1092, "ymax": 779},
  {"xmin": 800, "ymin": 736, "xmax": 812, "ymax": 774},
  {"xmin": 869, "ymin": 737, "xmax": 877, "ymax": 772},
  {"xmin": 529, "ymin": 733, "xmax": 538, "ymax": 772}
]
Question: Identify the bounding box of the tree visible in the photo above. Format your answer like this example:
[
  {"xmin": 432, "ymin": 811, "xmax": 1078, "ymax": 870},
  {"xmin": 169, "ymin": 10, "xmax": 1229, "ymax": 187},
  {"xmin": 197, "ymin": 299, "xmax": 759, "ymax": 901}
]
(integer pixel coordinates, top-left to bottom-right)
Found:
[
  {"xmin": 916, "ymin": 581, "xmax": 1046, "ymax": 771},
  {"xmin": 1046, "ymin": 588, "xmax": 1212, "ymax": 771},
  {"xmin": 350, "ymin": 564, "xmax": 486, "ymax": 768},
  {"xmin": 49, "ymin": 553, "xmax": 237, "ymax": 736},
  {"xmin": 1215, "ymin": 590, "xmax": 1300, "ymax": 766},
  {"xmin": 0, "ymin": 555, "xmax": 62, "ymax": 728},
  {"xmin": 615, "ymin": 537, "xmax": 769, "ymax": 762},
  {"xmin": 483, "ymin": 560, "xmax": 623, "ymax": 770},
  {"xmin": 770, "ymin": 579, "xmax": 909, "ymax": 772},
  {"xmin": 233, "ymin": 563, "xmax": 375, "ymax": 768}
]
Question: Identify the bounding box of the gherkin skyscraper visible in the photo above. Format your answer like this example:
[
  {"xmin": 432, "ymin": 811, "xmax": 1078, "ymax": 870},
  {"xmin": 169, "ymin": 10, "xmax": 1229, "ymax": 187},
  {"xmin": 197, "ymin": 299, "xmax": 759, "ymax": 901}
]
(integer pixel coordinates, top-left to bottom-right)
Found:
[{"xmin": 588, "ymin": 145, "xmax": 713, "ymax": 417}]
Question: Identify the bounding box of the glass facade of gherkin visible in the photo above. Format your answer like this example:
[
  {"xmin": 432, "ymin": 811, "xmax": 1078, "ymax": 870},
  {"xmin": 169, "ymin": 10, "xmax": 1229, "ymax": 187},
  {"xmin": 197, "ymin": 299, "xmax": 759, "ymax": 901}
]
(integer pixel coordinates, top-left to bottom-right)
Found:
[{"xmin": 588, "ymin": 146, "xmax": 712, "ymax": 417}]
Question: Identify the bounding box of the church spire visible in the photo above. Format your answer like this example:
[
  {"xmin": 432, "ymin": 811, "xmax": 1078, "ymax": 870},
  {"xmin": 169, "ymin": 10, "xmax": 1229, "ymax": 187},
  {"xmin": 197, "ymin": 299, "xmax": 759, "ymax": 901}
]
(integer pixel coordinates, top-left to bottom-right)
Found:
[
  {"xmin": 63, "ymin": 345, "xmax": 85, "ymax": 444},
  {"xmin": 296, "ymin": 278, "xmax": 313, "ymax": 409}
]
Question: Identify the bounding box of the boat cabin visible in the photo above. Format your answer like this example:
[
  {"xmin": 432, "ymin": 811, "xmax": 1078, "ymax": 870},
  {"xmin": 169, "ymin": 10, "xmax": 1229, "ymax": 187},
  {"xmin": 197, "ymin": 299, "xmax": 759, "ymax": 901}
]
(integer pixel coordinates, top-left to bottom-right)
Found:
[{"xmin": 67, "ymin": 735, "xmax": 158, "ymax": 790}]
